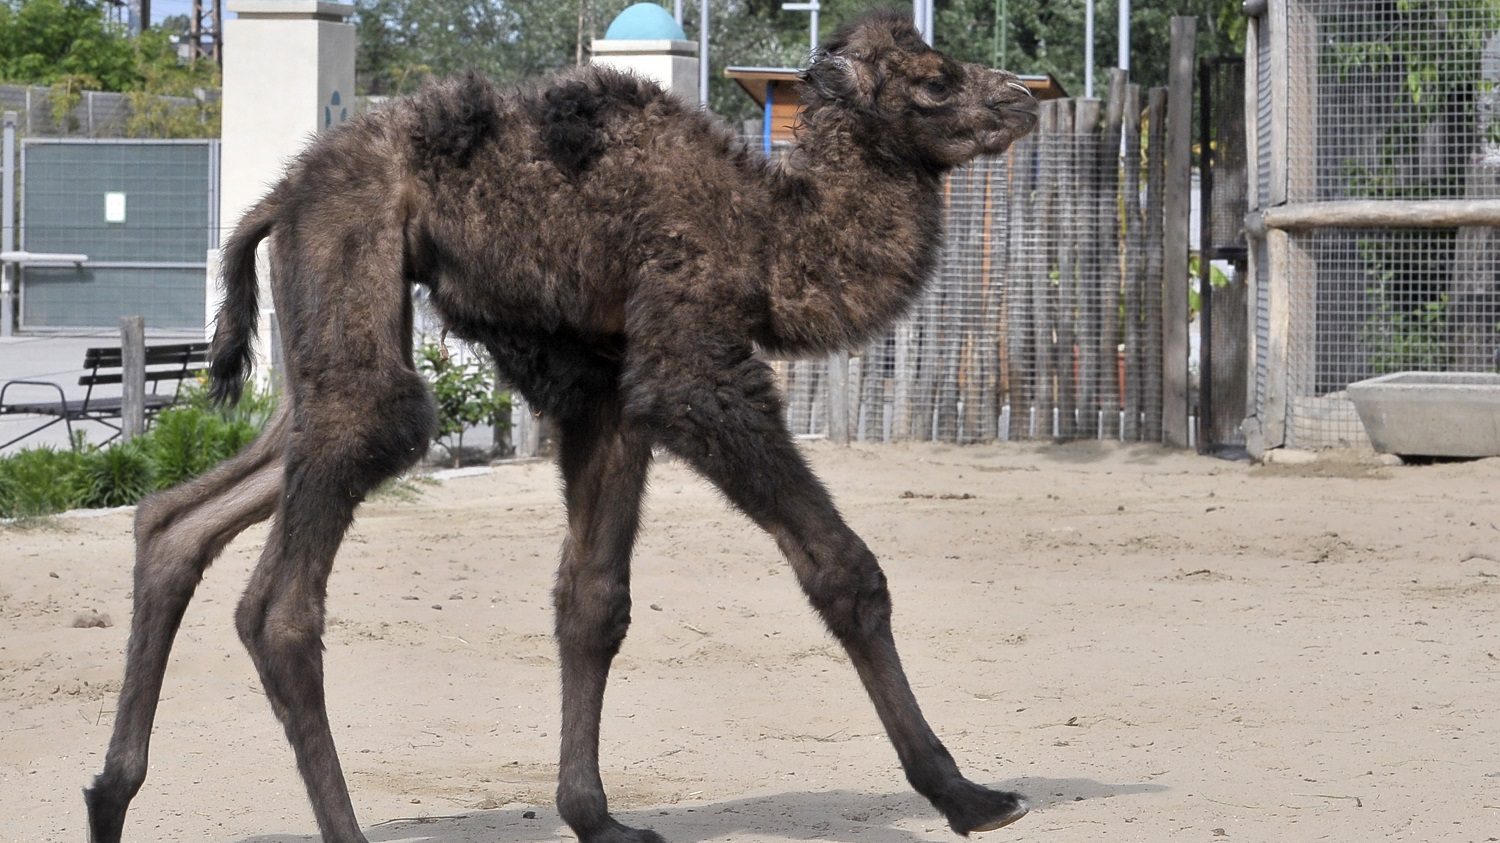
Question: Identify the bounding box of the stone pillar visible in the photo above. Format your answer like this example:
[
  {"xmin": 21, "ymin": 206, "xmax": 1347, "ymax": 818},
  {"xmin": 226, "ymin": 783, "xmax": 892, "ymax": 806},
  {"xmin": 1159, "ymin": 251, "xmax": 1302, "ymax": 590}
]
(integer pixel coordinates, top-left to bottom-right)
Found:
[
  {"xmin": 590, "ymin": 39, "xmax": 701, "ymax": 105},
  {"xmin": 211, "ymin": 0, "xmax": 355, "ymax": 387}
]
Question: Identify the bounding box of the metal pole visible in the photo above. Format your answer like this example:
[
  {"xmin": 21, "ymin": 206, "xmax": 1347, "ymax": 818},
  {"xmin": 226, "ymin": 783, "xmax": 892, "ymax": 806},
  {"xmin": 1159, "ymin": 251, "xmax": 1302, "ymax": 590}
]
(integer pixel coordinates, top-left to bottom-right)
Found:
[
  {"xmin": 674, "ymin": 0, "xmax": 683, "ymax": 25},
  {"xmin": 1118, "ymin": 0, "xmax": 1130, "ymax": 72},
  {"xmin": 811, "ymin": 1, "xmax": 818, "ymax": 50},
  {"xmin": 993, "ymin": 0, "xmax": 1007, "ymax": 67},
  {"xmin": 1085, "ymin": 0, "xmax": 1095, "ymax": 97},
  {"xmin": 1, "ymin": 111, "xmax": 14, "ymax": 339},
  {"xmin": 698, "ymin": 0, "xmax": 709, "ymax": 105}
]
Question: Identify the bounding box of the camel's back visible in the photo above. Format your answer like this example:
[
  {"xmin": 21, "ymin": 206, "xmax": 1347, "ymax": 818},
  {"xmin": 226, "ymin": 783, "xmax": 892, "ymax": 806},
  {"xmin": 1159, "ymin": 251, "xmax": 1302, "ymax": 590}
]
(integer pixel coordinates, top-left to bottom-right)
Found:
[{"xmin": 386, "ymin": 67, "xmax": 773, "ymax": 328}]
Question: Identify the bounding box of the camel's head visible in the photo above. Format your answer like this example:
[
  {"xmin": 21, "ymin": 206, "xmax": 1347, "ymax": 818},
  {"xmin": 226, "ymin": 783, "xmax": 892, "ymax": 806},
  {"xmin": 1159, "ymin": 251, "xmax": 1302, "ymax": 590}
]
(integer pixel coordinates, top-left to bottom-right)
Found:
[{"xmin": 799, "ymin": 11, "xmax": 1039, "ymax": 171}]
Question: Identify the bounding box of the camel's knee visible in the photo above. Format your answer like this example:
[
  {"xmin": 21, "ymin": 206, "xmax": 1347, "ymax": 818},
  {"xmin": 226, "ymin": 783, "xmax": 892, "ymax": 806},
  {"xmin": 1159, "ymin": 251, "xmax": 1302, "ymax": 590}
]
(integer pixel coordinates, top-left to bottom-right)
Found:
[
  {"xmin": 235, "ymin": 591, "xmax": 321, "ymax": 669},
  {"xmin": 792, "ymin": 536, "xmax": 893, "ymax": 642},
  {"xmin": 298, "ymin": 373, "xmax": 435, "ymax": 499},
  {"xmin": 553, "ymin": 570, "xmax": 632, "ymax": 657}
]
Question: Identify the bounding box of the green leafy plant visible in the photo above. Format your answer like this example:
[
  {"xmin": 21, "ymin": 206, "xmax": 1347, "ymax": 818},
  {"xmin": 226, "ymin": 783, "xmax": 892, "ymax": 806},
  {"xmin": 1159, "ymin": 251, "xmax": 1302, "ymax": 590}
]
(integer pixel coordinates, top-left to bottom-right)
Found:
[
  {"xmin": 0, "ymin": 446, "xmax": 92, "ymax": 518},
  {"xmin": 1361, "ymin": 288, "xmax": 1451, "ymax": 375},
  {"xmin": 416, "ymin": 342, "xmax": 511, "ymax": 466},
  {"xmin": 1, "ymin": 381, "xmax": 277, "ymax": 520},
  {"xmin": 81, "ymin": 441, "xmax": 156, "ymax": 509}
]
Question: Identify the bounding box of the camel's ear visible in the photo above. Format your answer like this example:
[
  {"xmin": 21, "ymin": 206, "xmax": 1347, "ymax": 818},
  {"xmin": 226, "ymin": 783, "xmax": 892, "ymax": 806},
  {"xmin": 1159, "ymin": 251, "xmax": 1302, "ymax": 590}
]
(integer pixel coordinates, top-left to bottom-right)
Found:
[{"xmin": 800, "ymin": 50, "xmax": 863, "ymax": 107}]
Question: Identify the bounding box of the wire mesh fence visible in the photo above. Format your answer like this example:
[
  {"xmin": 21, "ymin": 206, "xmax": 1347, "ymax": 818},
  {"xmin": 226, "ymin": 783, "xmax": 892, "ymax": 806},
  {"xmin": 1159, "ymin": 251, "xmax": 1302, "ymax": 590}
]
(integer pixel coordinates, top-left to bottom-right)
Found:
[
  {"xmin": 1253, "ymin": 0, "xmax": 1500, "ymax": 449},
  {"xmin": 770, "ymin": 86, "xmax": 1171, "ymax": 444},
  {"xmin": 0, "ymin": 85, "xmax": 215, "ymax": 139},
  {"xmin": 1288, "ymin": 0, "xmax": 1500, "ymax": 203}
]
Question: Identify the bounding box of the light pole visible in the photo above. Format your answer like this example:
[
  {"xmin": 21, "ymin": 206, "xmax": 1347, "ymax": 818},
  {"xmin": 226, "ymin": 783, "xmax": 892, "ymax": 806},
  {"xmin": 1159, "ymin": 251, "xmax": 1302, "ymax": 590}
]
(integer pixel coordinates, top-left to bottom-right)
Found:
[
  {"xmin": 1118, "ymin": 0, "xmax": 1131, "ymax": 73},
  {"xmin": 913, "ymin": 0, "xmax": 933, "ymax": 45},
  {"xmin": 782, "ymin": 1, "xmax": 820, "ymax": 51},
  {"xmin": 1085, "ymin": 0, "xmax": 1095, "ymax": 98},
  {"xmin": 698, "ymin": 0, "xmax": 709, "ymax": 105}
]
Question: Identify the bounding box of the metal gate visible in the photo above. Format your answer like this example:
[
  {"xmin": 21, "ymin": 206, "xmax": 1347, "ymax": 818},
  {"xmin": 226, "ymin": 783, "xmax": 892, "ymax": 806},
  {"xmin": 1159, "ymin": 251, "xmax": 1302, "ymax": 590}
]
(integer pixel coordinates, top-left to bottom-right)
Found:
[{"xmin": 20, "ymin": 139, "xmax": 219, "ymax": 330}]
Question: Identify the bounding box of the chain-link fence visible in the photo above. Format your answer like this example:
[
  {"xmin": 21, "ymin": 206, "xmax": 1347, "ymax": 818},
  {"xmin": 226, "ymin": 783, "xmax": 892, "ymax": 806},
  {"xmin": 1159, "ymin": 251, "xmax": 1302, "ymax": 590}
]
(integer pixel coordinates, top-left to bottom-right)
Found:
[
  {"xmin": 1247, "ymin": 0, "xmax": 1500, "ymax": 451},
  {"xmin": 0, "ymin": 85, "xmax": 216, "ymax": 138},
  {"xmin": 770, "ymin": 86, "xmax": 1172, "ymax": 444}
]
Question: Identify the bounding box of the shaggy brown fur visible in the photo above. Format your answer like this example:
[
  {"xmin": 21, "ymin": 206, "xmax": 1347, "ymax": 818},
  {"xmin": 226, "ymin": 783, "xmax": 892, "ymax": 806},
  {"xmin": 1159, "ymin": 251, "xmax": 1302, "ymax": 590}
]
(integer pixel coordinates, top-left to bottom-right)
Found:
[{"xmin": 85, "ymin": 12, "xmax": 1037, "ymax": 843}]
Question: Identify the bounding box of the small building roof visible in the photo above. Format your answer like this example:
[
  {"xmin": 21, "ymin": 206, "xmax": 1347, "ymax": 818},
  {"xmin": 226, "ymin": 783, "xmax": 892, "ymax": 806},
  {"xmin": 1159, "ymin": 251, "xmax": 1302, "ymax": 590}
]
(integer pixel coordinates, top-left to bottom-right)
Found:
[{"xmin": 603, "ymin": 3, "xmax": 688, "ymax": 41}]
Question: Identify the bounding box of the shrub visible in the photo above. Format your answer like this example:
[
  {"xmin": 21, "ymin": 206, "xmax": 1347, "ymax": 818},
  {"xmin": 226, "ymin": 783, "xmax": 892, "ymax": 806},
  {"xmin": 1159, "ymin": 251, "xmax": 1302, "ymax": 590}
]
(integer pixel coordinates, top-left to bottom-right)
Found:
[
  {"xmin": 80, "ymin": 441, "xmax": 156, "ymax": 509},
  {"xmin": 0, "ymin": 446, "xmax": 93, "ymax": 518},
  {"xmin": 416, "ymin": 342, "xmax": 511, "ymax": 466},
  {"xmin": 0, "ymin": 382, "xmax": 276, "ymax": 520}
]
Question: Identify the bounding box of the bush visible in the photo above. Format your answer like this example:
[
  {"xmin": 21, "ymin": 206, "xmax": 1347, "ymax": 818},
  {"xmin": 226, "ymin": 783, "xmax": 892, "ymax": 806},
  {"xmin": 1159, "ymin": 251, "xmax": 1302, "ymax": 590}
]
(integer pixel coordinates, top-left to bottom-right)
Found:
[
  {"xmin": 0, "ymin": 445, "xmax": 93, "ymax": 518},
  {"xmin": 416, "ymin": 342, "xmax": 511, "ymax": 466},
  {"xmin": 0, "ymin": 382, "xmax": 276, "ymax": 520},
  {"xmin": 80, "ymin": 441, "xmax": 156, "ymax": 509}
]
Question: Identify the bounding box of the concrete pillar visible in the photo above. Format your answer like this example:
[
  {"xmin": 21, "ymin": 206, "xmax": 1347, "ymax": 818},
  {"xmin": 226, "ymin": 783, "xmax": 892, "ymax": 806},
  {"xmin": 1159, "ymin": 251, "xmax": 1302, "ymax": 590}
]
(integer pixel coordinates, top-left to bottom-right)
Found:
[
  {"xmin": 591, "ymin": 40, "xmax": 701, "ymax": 105},
  {"xmin": 212, "ymin": 0, "xmax": 354, "ymax": 387}
]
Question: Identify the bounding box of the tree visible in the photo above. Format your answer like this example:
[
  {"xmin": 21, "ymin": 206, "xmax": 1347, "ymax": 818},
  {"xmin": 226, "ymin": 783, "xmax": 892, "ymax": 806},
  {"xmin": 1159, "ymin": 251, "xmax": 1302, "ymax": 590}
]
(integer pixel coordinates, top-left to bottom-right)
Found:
[
  {"xmin": 351, "ymin": 1, "xmax": 1247, "ymax": 120},
  {"xmin": 1, "ymin": 0, "xmax": 219, "ymax": 137}
]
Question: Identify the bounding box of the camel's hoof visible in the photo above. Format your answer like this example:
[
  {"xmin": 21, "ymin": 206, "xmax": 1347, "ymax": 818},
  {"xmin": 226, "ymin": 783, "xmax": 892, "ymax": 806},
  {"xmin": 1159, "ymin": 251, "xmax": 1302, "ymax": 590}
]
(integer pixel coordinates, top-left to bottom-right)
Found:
[
  {"xmin": 938, "ymin": 781, "xmax": 1030, "ymax": 836},
  {"xmin": 965, "ymin": 797, "xmax": 1029, "ymax": 833}
]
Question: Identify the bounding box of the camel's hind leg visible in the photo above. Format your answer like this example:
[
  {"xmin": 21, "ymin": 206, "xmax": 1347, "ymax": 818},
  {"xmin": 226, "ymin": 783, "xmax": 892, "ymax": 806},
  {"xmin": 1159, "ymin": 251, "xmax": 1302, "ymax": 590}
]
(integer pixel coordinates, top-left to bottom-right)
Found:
[
  {"xmin": 234, "ymin": 367, "xmax": 434, "ymax": 843},
  {"xmin": 551, "ymin": 394, "xmax": 657, "ymax": 843},
  {"xmin": 86, "ymin": 406, "xmax": 292, "ymax": 843}
]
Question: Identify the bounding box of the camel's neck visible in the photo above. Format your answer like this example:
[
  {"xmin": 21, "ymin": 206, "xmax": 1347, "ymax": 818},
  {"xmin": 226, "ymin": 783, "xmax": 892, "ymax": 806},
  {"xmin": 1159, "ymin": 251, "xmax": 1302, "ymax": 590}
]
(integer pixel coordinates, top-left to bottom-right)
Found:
[{"xmin": 758, "ymin": 115, "xmax": 945, "ymax": 356}]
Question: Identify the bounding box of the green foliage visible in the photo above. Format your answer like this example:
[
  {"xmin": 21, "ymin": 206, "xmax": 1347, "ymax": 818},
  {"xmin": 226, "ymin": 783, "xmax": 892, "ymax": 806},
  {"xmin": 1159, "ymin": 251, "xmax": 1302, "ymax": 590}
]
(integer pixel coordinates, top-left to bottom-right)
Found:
[
  {"xmin": 0, "ymin": 382, "xmax": 277, "ymax": 520},
  {"xmin": 0, "ymin": 446, "xmax": 93, "ymax": 517},
  {"xmin": 0, "ymin": 0, "xmax": 221, "ymax": 135},
  {"xmin": 80, "ymin": 441, "xmax": 155, "ymax": 508},
  {"xmin": 1362, "ymin": 289, "xmax": 1451, "ymax": 374},
  {"xmin": 416, "ymin": 342, "xmax": 510, "ymax": 465},
  {"xmin": 1356, "ymin": 233, "xmax": 1464, "ymax": 375},
  {"xmin": 1330, "ymin": 0, "xmax": 1500, "ymax": 200},
  {"xmin": 353, "ymin": 0, "xmax": 1244, "ymax": 123}
]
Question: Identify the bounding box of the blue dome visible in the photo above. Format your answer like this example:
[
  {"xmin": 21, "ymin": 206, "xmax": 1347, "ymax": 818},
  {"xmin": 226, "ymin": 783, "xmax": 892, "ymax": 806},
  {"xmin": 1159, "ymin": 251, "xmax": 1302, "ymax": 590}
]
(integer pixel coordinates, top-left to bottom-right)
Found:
[{"xmin": 603, "ymin": 3, "xmax": 687, "ymax": 40}]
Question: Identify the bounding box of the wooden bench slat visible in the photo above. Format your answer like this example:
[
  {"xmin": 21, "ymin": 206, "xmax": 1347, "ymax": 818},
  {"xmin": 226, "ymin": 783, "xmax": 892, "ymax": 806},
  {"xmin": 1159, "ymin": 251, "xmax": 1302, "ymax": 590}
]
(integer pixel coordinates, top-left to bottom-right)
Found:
[{"xmin": 82, "ymin": 367, "xmax": 209, "ymax": 387}]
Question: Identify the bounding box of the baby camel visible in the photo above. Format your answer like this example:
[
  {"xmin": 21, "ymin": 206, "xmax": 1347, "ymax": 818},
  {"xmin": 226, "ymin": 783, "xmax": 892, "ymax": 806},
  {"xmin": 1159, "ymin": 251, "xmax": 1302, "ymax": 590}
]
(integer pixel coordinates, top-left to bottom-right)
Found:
[{"xmin": 85, "ymin": 12, "xmax": 1038, "ymax": 843}]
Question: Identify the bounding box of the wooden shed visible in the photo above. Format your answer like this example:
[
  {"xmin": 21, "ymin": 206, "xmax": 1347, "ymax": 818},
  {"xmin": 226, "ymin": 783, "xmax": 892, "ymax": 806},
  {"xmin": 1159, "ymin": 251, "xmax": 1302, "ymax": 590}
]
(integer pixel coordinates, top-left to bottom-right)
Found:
[{"xmin": 725, "ymin": 66, "xmax": 1067, "ymax": 149}]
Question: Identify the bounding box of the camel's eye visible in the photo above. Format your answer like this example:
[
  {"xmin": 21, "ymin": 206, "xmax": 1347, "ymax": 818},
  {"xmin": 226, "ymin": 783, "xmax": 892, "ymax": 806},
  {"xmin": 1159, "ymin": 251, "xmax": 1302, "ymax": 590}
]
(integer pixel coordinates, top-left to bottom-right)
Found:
[{"xmin": 922, "ymin": 78, "xmax": 951, "ymax": 98}]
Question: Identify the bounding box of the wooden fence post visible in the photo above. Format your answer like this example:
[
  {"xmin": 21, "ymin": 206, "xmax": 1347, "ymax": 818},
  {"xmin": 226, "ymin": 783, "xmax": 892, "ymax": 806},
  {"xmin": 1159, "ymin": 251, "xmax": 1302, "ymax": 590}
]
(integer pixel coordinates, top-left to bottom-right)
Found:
[
  {"xmin": 120, "ymin": 315, "xmax": 146, "ymax": 442},
  {"xmin": 1099, "ymin": 70, "xmax": 1127, "ymax": 439},
  {"xmin": 1074, "ymin": 97, "xmax": 1103, "ymax": 438},
  {"xmin": 1162, "ymin": 15, "xmax": 1198, "ymax": 448},
  {"xmin": 1122, "ymin": 84, "xmax": 1145, "ymax": 440},
  {"xmin": 827, "ymin": 350, "xmax": 850, "ymax": 443}
]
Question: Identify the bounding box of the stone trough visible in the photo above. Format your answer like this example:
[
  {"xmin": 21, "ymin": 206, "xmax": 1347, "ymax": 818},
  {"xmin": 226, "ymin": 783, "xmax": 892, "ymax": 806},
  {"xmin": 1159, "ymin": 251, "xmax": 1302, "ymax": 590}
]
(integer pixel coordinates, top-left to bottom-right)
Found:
[{"xmin": 1346, "ymin": 372, "xmax": 1500, "ymax": 458}]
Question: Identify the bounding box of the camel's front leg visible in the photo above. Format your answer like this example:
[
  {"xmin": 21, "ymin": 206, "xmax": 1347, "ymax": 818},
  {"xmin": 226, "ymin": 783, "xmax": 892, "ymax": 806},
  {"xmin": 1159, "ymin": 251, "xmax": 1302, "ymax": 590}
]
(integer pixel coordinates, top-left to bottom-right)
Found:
[
  {"xmin": 627, "ymin": 345, "xmax": 1029, "ymax": 837},
  {"xmin": 552, "ymin": 395, "xmax": 661, "ymax": 843}
]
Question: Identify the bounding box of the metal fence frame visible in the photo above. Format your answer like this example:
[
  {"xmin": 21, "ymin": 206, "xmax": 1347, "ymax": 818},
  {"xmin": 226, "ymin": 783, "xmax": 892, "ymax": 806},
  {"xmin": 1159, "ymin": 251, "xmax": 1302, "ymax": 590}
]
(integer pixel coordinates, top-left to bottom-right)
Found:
[
  {"xmin": 17, "ymin": 138, "xmax": 221, "ymax": 331},
  {"xmin": 1244, "ymin": 0, "xmax": 1500, "ymax": 453}
]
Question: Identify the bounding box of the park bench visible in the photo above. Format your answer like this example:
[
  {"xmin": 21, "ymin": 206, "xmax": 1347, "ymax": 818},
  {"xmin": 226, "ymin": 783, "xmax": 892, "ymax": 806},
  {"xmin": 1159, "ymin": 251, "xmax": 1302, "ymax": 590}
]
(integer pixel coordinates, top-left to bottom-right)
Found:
[{"xmin": 0, "ymin": 342, "xmax": 210, "ymax": 450}]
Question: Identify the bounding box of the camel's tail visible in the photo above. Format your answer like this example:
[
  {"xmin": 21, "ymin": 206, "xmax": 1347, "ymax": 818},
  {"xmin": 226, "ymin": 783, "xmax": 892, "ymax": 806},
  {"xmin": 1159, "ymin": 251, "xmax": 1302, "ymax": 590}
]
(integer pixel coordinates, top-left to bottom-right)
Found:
[{"xmin": 207, "ymin": 194, "xmax": 279, "ymax": 406}]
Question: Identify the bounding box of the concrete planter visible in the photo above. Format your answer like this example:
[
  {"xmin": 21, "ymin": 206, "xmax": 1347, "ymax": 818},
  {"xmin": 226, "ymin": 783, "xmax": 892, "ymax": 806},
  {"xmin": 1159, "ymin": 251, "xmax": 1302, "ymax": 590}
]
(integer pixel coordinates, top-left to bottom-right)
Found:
[{"xmin": 1346, "ymin": 372, "xmax": 1500, "ymax": 458}]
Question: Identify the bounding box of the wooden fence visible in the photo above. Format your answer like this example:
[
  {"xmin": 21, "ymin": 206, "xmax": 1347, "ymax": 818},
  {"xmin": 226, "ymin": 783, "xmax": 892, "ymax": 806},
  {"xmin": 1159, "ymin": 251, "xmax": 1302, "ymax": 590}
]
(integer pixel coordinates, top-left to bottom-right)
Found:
[{"xmin": 777, "ymin": 70, "xmax": 1181, "ymax": 444}]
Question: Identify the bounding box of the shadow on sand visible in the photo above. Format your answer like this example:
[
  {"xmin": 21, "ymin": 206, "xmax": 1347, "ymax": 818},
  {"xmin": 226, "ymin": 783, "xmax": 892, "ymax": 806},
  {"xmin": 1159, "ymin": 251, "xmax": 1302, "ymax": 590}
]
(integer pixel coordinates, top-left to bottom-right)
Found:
[{"xmin": 237, "ymin": 776, "xmax": 1167, "ymax": 843}]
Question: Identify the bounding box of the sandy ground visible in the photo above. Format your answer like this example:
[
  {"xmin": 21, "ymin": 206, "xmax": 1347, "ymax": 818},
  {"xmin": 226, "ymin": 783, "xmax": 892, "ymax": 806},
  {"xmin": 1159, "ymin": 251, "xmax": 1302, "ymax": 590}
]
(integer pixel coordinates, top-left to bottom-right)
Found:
[{"xmin": 2, "ymin": 442, "xmax": 1498, "ymax": 842}]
